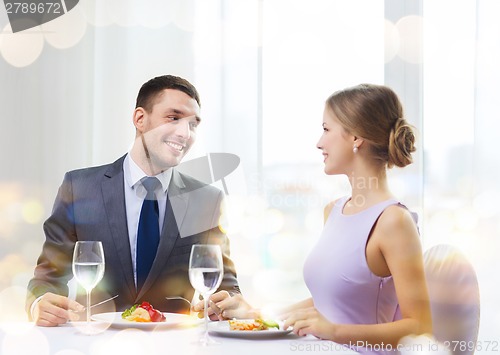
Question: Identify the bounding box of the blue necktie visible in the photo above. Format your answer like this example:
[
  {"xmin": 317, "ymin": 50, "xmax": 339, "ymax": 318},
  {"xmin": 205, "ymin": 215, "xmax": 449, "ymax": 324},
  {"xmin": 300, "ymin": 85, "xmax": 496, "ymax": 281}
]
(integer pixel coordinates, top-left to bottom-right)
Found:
[{"xmin": 136, "ymin": 177, "xmax": 161, "ymax": 291}]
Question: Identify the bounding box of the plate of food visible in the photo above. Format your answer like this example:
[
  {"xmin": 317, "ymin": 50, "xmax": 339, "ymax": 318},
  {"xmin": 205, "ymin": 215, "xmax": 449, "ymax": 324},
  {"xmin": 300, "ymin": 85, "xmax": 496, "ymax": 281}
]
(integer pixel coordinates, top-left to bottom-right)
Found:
[
  {"xmin": 208, "ymin": 319, "xmax": 292, "ymax": 338},
  {"xmin": 91, "ymin": 302, "xmax": 199, "ymax": 330}
]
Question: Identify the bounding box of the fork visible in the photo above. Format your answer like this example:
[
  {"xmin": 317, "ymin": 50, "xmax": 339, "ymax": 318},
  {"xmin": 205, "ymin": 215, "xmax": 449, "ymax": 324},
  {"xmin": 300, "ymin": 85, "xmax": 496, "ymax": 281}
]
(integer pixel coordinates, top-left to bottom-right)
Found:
[{"xmin": 165, "ymin": 296, "xmax": 192, "ymax": 306}]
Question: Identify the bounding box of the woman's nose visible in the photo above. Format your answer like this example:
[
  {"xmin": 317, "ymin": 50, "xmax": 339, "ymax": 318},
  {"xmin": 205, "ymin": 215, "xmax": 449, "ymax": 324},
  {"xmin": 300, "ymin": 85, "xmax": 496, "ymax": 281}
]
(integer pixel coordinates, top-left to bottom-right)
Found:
[{"xmin": 316, "ymin": 137, "xmax": 323, "ymax": 149}]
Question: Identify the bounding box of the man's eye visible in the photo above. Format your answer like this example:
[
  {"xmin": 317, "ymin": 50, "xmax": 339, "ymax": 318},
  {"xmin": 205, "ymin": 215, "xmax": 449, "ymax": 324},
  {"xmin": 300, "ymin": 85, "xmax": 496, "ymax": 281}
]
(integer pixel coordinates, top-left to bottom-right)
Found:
[{"xmin": 190, "ymin": 121, "xmax": 199, "ymax": 129}]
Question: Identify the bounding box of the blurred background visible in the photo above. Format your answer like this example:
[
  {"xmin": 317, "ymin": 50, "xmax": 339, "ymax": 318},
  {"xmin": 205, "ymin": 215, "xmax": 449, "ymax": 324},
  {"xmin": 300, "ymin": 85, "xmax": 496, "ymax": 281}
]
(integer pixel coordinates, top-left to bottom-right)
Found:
[{"xmin": 1, "ymin": 0, "xmax": 499, "ymax": 351}]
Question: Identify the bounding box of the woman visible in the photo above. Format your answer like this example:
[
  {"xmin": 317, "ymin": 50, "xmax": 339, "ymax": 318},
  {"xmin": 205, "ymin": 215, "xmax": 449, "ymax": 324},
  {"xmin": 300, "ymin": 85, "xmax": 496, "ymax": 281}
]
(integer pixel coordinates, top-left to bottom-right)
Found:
[{"xmin": 195, "ymin": 84, "xmax": 432, "ymax": 353}]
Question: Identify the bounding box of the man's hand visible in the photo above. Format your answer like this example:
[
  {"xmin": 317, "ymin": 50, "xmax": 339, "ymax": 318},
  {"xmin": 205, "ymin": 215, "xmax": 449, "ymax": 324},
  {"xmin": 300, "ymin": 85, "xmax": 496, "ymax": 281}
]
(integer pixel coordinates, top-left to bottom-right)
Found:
[{"xmin": 33, "ymin": 293, "xmax": 84, "ymax": 327}]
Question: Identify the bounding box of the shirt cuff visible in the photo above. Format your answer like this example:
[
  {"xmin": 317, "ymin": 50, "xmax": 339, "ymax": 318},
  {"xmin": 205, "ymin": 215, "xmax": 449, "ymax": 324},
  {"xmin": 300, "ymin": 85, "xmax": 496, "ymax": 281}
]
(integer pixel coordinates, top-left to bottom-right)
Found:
[{"xmin": 29, "ymin": 295, "xmax": 44, "ymax": 320}]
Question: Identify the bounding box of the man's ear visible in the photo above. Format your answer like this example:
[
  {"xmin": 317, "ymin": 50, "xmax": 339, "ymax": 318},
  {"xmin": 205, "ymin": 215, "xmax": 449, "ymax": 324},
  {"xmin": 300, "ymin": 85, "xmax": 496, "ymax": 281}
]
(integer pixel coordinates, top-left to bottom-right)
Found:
[{"xmin": 133, "ymin": 107, "xmax": 147, "ymax": 132}]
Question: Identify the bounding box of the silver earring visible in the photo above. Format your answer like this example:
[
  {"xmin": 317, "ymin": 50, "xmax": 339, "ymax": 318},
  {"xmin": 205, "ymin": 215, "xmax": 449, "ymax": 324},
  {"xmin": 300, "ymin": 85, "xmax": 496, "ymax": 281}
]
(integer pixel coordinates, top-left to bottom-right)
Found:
[{"xmin": 353, "ymin": 145, "xmax": 358, "ymax": 153}]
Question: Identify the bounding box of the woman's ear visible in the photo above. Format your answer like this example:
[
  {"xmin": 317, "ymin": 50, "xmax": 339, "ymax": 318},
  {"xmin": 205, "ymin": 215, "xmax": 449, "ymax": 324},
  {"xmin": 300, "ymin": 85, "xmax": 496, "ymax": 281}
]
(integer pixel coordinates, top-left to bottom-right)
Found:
[
  {"xmin": 133, "ymin": 107, "xmax": 147, "ymax": 132},
  {"xmin": 353, "ymin": 136, "xmax": 365, "ymax": 148}
]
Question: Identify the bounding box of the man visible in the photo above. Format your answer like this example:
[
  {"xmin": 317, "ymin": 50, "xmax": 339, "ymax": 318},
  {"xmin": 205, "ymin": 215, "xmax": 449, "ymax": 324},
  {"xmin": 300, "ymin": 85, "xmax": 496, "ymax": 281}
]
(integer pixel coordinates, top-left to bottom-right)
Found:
[{"xmin": 26, "ymin": 75, "xmax": 240, "ymax": 326}]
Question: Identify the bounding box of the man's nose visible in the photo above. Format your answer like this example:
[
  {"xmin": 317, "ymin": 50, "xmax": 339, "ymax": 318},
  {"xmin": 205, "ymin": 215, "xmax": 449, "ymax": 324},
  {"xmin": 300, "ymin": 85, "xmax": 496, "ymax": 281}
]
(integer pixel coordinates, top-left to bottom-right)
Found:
[{"xmin": 175, "ymin": 119, "xmax": 191, "ymax": 139}]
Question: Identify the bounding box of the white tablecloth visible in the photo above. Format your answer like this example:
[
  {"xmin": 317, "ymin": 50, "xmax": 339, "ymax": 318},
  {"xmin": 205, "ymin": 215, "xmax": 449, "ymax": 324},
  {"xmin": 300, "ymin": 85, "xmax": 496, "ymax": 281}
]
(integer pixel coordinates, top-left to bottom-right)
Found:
[{"xmin": 0, "ymin": 321, "xmax": 358, "ymax": 355}]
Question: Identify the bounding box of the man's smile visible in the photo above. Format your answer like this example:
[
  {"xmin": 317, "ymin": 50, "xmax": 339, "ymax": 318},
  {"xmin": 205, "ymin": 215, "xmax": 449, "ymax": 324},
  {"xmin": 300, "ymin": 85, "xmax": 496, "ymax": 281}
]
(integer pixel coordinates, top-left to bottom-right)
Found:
[{"xmin": 165, "ymin": 140, "xmax": 185, "ymax": 152}]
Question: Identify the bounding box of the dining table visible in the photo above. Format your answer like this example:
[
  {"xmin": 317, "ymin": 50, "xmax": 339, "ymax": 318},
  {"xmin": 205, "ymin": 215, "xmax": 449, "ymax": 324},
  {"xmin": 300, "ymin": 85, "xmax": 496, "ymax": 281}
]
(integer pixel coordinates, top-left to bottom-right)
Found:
[{"xmin": 0, "ymin": 316, "xmax": 359, "ymax": 355}]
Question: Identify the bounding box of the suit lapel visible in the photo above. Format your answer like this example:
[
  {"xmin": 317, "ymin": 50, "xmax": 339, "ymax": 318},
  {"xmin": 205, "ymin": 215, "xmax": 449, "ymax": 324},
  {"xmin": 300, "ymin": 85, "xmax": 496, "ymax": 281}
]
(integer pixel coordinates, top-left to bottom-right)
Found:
[
  {"xmin": 102, "ymin": 155, "xmax": 137, "ymax": 300},
  {"xmin": 136, "ymin": 169, "xmax": 189, "ymax": 300}
]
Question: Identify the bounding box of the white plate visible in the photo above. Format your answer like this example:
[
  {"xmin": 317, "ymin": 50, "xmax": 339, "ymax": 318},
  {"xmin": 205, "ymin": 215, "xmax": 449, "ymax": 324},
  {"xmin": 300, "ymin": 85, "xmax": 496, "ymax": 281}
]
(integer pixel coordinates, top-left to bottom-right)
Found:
[
  {"xmin": 90, "ymin": 312, "xmax": 200, "ymax": 330},
  {"xmin": 208, "ymin": 320, "xmax": 292, "ymax": 339}
]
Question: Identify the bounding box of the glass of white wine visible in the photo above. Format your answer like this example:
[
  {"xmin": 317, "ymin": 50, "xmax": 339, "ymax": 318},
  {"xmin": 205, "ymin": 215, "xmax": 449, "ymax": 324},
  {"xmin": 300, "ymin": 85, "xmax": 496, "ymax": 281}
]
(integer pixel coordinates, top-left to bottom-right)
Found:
[
  {"xmin": 72, "ymin": 241, "xmax": 105, "ymax": 334},
  {"xmin": 188, "ymin": 244, "xmax": 223, "ymax": 345}
]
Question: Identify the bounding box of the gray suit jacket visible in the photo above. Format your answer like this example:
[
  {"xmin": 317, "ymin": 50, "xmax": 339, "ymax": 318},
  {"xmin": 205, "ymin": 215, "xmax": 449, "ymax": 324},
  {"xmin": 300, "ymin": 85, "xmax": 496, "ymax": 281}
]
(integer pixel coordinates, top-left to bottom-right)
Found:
[{"xmin": 26, "ymin": 155, "xmax": 240, "ymax": 316}]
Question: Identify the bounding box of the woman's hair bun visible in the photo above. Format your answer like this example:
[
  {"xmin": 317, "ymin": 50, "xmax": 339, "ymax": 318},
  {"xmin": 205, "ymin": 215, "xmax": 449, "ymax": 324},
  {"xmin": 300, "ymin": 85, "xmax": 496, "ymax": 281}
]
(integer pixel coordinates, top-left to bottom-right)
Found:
[{"xmin": 388, "ymin": 118, "xmax": 416, "ymax": 168}]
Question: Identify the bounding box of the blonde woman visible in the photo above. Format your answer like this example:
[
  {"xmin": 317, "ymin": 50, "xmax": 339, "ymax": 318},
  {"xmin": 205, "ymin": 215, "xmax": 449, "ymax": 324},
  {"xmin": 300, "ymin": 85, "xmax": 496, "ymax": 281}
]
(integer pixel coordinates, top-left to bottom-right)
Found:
[{"xmin": 196, "ymin": 84, "xmax": 432, "ymax": 354}]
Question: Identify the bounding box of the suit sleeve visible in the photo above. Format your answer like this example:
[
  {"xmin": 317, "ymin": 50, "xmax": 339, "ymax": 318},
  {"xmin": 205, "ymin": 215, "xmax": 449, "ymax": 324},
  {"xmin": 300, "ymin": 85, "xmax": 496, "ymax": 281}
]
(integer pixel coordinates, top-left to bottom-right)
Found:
[{"xmin": 26, "ymin": 172, "xmax": 78, "ymax": 316}]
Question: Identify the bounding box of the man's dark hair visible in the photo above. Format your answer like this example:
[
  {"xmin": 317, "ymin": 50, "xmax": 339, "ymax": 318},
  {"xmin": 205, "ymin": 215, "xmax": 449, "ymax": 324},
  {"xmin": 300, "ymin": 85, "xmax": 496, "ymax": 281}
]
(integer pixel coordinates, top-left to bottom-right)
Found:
[{"xmin": 135, "ymin": 75, "xmax": 200, "ymax": 112}]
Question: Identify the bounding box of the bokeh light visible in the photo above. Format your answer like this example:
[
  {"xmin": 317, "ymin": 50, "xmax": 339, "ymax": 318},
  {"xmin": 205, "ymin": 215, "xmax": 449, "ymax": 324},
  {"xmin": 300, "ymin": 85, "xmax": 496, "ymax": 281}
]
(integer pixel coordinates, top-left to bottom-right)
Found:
[
  {"xmin": 103, "ymin": 0, "xmax": 183, "ymax": 29},
  {"xmin": 0, "ymin": 285, "xmax": 28, "ymax": 322},
  {"xmin": 1, "ymin": 324, "xmax": 49, "ymax": 355},
  {"xmin": 427, "ymin": 210, "xmax": 454, "ymax": 246},
  {"xmin": 396, "ymin": 15, "xmax": 423, "ymax": 64},
  {"xmin": 399, "ymin": 334, "xmax": 450, "ymax": 355},
  {"xmin": 0, "ymin": 23, "xmax": 44, "ymax": 67},
  {"xmin": 218, "ymin": 195, "xmax": 246, "ymax": 235},
  {"xmin": 11, "ymin": 271, "xmax": 32, "ymax": 290},
  {"xmin": 80, "ymin": 0, "xmax": 114, "ymax": 27},
  {"xmin": 259, "ymin": 208, "xmax": 284, "ymax": 235},
  {"xmin": 69, "ymin": 318, "xmax": 110, "ymax": 334},
  {"xmin": 21, "ymin": 199, "xmax": 44, "ymax": 224},
  {"xmin": 268, "ymin": 232, "xmax": 302, "ymax": 267},
  {"xmin": 454, "ymin": 207, "xmax": 478, "ymax": 232},
  {"xmin": 90, "ymin": 328, "xmax": 153, "ymax": 355},
  {"xmin": 42, "ymin": 5, "xmax": 87, "ymax": 49},
  {"xmin": 0, "ymin": 254, "xmax": 31, "ymax": 293},
  {"xmin": 473, "ymin": 190, "xmax": 500, "ymax": 219},
  {"xmin": 136, "ymin": 0, "xmax": 175, "ymax": 29},
  {"xmin": 75, "ymin": 0, "xmax": 181, "ymax": 29},
  {"xmin": 0, "ymin": 184, "xmax": 23, "ymax": 238},
  {"xmin": 252, "ymin": 268, "xmax": 303, "ymax": 304},
  {"xmin": 384, "ymin": 19, "xmax": 400, "ymax": 63},
  {"xmin": 219, "ymin": 195, "xmax": 270, "ymax": 236},
  {"xmin": 5, "ymin": 202, "xmax": 23, "ymax": 224},
  {"xmin": 105, "ymin": 0, "xmax": 141, "ymax": 27}
]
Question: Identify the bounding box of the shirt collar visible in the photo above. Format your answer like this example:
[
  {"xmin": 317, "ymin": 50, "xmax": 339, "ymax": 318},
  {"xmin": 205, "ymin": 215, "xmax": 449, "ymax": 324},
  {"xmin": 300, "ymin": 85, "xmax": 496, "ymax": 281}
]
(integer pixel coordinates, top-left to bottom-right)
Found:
[{"xmin": 124, "ymin": 154, "xmax": 172, "ymax": 193}]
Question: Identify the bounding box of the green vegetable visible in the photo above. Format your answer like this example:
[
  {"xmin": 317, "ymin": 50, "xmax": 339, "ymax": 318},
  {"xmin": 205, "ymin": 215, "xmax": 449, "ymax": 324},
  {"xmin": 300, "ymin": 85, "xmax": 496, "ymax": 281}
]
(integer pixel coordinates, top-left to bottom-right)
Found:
[
  {"xmin": 121, "ymin": 304, "xmax": 138, "ymax": 319},
  {"xmin": 261, "ymin": 319, "xmax": 279, "ymax": 330}
]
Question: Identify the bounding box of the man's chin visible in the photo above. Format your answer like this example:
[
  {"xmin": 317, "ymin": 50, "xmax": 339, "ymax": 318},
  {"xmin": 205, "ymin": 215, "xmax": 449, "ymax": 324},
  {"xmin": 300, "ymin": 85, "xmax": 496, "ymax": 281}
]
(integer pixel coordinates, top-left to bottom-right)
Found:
[{"xmin": 159, "ymin": 157, "xmax": 183, "ymax": 171}]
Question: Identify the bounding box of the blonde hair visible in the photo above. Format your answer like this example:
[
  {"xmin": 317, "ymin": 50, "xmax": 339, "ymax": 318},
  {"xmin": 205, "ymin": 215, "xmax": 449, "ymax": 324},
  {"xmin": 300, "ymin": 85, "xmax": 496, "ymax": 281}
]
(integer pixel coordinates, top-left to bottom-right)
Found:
[{"xmin": 326, "ymin": 83, "xmax": 416, "ymax": 168}]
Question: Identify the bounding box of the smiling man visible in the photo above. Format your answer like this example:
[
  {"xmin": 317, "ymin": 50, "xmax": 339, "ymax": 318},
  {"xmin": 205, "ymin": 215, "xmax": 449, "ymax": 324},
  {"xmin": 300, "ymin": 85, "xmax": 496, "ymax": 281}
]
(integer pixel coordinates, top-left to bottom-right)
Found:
[{"xmin": 26, "ymin": 75, "xmax": 240, "ymax": 326}]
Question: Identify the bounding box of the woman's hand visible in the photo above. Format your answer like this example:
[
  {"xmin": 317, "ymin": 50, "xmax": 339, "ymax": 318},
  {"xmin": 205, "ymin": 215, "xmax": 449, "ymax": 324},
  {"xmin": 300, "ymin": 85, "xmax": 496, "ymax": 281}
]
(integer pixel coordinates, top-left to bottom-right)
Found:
[
  {"xmin": 192, "ymin": 291, "xmax": 260, "ymax": 321},
  {"xmin": 284, "ymin": 307, "xmax": 337, "ymax": 340},
  {"xmin": 216, "ymin": 293, "xmax": 260, "ymax": 320},
  {"xmin": 192, "ymin": 290, "xmax": 231, "ymax": 320}
]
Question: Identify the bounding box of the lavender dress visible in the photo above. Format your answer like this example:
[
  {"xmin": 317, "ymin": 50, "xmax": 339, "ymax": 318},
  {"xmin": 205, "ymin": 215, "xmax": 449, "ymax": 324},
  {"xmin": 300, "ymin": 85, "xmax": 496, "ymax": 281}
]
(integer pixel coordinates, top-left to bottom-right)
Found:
[{"xmin": 303, "ymin": 196, "xmax": 418, "ymax": 354}]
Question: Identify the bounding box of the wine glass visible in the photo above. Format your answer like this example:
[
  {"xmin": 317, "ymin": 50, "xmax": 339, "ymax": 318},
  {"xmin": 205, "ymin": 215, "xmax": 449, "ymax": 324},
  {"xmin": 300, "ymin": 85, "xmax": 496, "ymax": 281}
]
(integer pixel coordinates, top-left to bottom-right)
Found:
[
  {"xmin": 72, "ymin": 241, "xmax": 105, "ymax": 334},
  {"xmin": 188, "ymin": 244, "xmax": 223, "ymax": 345}
]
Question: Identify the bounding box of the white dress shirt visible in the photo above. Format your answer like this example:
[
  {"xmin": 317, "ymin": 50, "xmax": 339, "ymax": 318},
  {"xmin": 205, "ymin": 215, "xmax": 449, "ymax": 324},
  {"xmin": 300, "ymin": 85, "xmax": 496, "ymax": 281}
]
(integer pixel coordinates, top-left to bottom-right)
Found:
[{"xmin": 123, "ymin": 154, "xmax": 172, "ymax": 287}]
